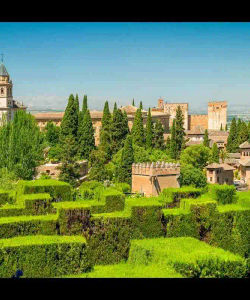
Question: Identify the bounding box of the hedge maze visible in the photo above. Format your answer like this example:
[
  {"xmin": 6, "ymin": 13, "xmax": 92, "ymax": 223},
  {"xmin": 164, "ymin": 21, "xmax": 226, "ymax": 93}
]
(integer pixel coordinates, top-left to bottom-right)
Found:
[{"xmin": 0, "ymin": 180, "xmax": 249, "ymax": 278}]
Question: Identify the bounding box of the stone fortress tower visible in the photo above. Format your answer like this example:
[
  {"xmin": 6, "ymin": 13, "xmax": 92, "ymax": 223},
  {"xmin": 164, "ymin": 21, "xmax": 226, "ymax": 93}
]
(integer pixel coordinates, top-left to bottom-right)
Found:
[
  {"xmin": 132, "ymin": 161, "xmax": 180, "ymax": 197},
  {"xmin": 0, "ymin": 59, "xmax": 26, "ymax": 125},
  {"xmin": 208, "ymin": 101, "xmax": 227, "ymax": 131}
]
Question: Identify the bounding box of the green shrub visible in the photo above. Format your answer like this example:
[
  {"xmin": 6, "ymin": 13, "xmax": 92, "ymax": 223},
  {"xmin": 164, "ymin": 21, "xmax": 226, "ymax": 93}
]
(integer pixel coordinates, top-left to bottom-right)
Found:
[
  {"xmin": 128, "ymin": 237, "xmax": 247, "ymax": 278},
  {"xmin": 0, "ymin": 235, "xmax": 91, "ymax": 278},
  {"xmin": 112, "ymin": 182, "xmax": 131, "ymax": 193},
  {"xmin": 209, "ymin": 184, "xmax": 237, "ymax": 205},
  {"xmin": 102, "ymin": 188, "xmax": 125, "ymax": 212},
  {"xmin": 17, "ymin": 179, "xmax": 72, "ymax": 202},
  {"xmin": 0, "ymin": 190, "xmax": 11, "ymax": 206}
]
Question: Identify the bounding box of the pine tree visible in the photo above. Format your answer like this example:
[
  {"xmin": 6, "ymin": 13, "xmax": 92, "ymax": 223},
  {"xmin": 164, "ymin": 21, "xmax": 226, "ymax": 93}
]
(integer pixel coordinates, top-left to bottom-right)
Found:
[
  {"xmin": 175, "ymin": 105, "xmax": 186, "ymax": 158},
  {"xmin": 153, "ymin": 120, "xmax": 165, "ymax": 150},
  {"xmin": 145, "ymin": 108, "xmax": 153, "ymax": 149},
  {"xmin": 170, "ymin": 119, "xmax": 177, "ymax": 160},
  {"xmin": 74, "ymin": 94, "xmax": 80, "ymax": 115},
  {"xmin": 115, "ymin": 135, "xmax": 134, "ymax": 185},
  {"xmin": 139, "ymin": 101, "xmax": 143, "ymax": 110},
  {"xmin": 131, "ymin": 108, "xmax": 144, "ymax": 147},
  {"xmin": 77, "ymin": 109, "xmax": 95, "ymax": 159},
  {"xmin": 203, "ymin": 129, "xmax": 210, "ymax": 147},
  {"xmin": 122, "ymin": 111, "xmax": 130, "ymax": 135},
  {"xmin": 79, "ymin": 94, "xmax": 88, "ymax": 126},
  {"xmin": 227, "ymin": 118, "xmax": 238, "ymax": 153},
  {"xmin": 111, "ymin": 108, "xmax": 129, "ymax": 154},
  {"xmin": 210, "ymin": 143, "xmax": 220, "ymax": 163},
  {"xmin": 132, "ymin": 98, "xmax": 135, "ymax": 106}
]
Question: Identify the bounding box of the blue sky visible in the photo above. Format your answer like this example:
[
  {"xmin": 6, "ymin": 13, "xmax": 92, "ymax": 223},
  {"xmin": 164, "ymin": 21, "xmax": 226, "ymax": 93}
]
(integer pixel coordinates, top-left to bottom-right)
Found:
[{"xmin": 0, "ymin": 22, "xmax": 249, "ymax": 112}]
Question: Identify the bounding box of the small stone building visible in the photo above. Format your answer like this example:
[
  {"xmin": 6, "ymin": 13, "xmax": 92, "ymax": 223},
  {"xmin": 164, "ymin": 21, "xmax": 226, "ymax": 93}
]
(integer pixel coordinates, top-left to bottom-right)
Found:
[
  {"xmin": 132, "ymin": 162, "xmax": 180, "ymax": 197},
  {"xmin": 239, "ymin": 141, "xmax": 250, "ymax": 188},
  {"xmin": 36, "ymin": 160, "xmax": 88, "ymax": 180},
  {"xmin": 205, "ymin": 163, "xmax": 235, "ymax": 185}
]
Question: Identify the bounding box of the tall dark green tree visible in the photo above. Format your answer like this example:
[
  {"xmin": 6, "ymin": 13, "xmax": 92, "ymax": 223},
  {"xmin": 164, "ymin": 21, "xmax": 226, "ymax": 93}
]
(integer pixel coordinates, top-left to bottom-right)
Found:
[
  {"xmin": 113, "ymin": 102, "xmax": 117, "ymax": 115},
  {"xmin": 175, "ymin": 106, "xmax": 186, "ymax": 158},
  {"xmin": 238, "ymin": 121, "xmax": 248, "ymax": 145},
  {"xmin": 153, "ymin": 120, "xmax": 165, "ymax": 150},
  {"xmin": 131, "ymin": 108, "xmax": 144, "ymax": 147},
  {"xmin": 99, "ymin": 101, "xmax": 112, "ymax": 159},
  {"xmin": 220, "ymin": 123, "xmax": 223, "ymax": 131},
  {"xmin": 111, "ymin": 108, "xmax": 129, "ymax": 154},
  {"xmin": 166, "ymin": 136, "xmax": 171, "ymax": 151},
  {"xmin": 145, "ymin": 108, "xmax": 153, "ymax": 149},
  {"xmin": 77, "ymin": 109, "xmax": 95, "ymax": 159},
  {"xmin": 248, "ymin": 122, "xmax": 250, "ymax": 142},
  {"xmin": 139, "ymin": 101, "xmax": 143, "ymax": 110},
  {"xmin": 210, "ymin": 143, "xmax": 220, "ymax": 163},
  {"xmin": 115, "ymin": 135, "xmax": 134, "ymax": 185},
  {"xmin": 88, "ymin": 149, "xmax": 109, "ymax": 182},
  {"xmin": 170, "ymin": 119, "xmax": 177, "ymax": 160},
  {"xmin": 79, "ymin": 94, "xmax": 88, "ymax": 126},
  {"xmin": 74, "ymin": 94, "xmax": 80, "ymax": 115},
  {"xmin": 122, "ymin": 111, "xmax": 130, "ymax": 135},
  {"xmin": 227, "ymin": 118, "xmax": 238, "ymax": 153},
  {"xmin": 203, "ymin": 129, "xmax": 210, "ymax": 147},
  {"xmin": 132, "ymin": 98, "xmax": 135, "ymax": 106}
]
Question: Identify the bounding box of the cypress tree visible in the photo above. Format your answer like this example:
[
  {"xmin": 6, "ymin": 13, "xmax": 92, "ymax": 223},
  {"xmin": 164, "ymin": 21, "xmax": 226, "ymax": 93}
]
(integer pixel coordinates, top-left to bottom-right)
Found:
[
  {"xmin": 60, "ymin": 94, "xmax": 78, "ymax": 143},
  {"xmin": 75, "ymin": 94, "xmax": 80, "ymax": 115},
  {"xmin": 227, "ymin": 118, "xmax": 238, "ymax": 153},
  {"xmin": 122, "ymin": 111, "xmax": 130, "ymax": 135},
  {"xmin": 145, "ymin": 108, "xmax": 153, "ymax": 149},
  {"xmin": 175, "ymin": 105, "xmax": 186, "ymax": 158},
  {"xmin": 248, "ymin": 122, "xmax": 250, "ymax": 142},
  {"xmin": 153, "ymin": 120, "xmax": 165, "ymax": 150},
  {"xmin": 203, "ymin": 129, "xmax": 210, "ymax": 147},
  {"xmin": 132, "ymin": 98, "xmax": 135, "ymax": 106},
  {"xmin": 170, "ymin": 119, "xmax": 177, "ymax": 160},
  {"xmin": 166, "ymin": 136, "xmax": 171, "ymax": 151},
  {"xmin": 113, "ymin": 102, "xmax": 117, "ymax": 115},
  {"xmin": 79, "ymin": 94, "xmax": 88, "ymax": 127},
  {"xmin": 111, "ymin": 108, "xmax": 128, "ymax": 154},
  {"xmin": 115, "ymin": 135, "xmax": 134, "ymax": 185},
  {"xmin": 225, "ymin": 124, "xmax": 228, "ymax": 131},
  {"xmin": 139, "ymin": 101, "xmax": 143, "ymax": 110},
  {"xmin": 131, "ymin": 108, "xmax": 144, "ymax": 147},
  {"xmin": 238, "ymin": 121, "xmax": 248, "ymax": 145},
  {"xmin": 77, "ymin": 109, "xmax": 95, "ymax": 159},
  {"xmin": 99, "ymin": 101, "xmax": 112, "ymax": 159},
  {"xmin": 45, "ymin": 121, "xmax": 60, "ymax": 147},
  {"xmin": 220, "ymin": 123, "xmax": 223, "ymax": 131},
  {"xmin": 210, "ymin": 143, "xmax": 220, "ymax": 163}
]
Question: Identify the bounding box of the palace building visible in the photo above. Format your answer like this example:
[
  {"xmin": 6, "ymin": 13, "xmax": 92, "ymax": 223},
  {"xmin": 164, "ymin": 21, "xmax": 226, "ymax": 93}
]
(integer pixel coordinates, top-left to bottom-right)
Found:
[{"xmin": 0, "ymin": 62, "xmax": 26, "ymax": 124}]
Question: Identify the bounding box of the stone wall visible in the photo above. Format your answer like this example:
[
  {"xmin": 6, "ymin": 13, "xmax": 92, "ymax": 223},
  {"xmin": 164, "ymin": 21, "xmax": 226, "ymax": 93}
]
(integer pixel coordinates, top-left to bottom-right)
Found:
[
  {"xmin": 208, "ymin": 101, "xmax": 227, "ymax": 131},
  {"xmin": 164, "ymin": 103, "xmax": 189, "ymax": 130},
  {"xmin": 188, "ymin": 114, "xmax": 208, "ymax": 131}
]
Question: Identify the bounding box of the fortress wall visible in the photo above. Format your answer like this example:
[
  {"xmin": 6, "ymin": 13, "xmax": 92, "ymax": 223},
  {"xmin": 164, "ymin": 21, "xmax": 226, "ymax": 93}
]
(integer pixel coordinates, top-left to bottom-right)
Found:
[
  {"xmin": 188, "ymin": 114, "xmax": 208, "ymax": 131},
  {"xmin": 164, "ymin": 103, "xmax": 189, "ymax": 130},
  {"xmin": 208, "ymin": 101, "xmax": 227, "ymax": 131}
]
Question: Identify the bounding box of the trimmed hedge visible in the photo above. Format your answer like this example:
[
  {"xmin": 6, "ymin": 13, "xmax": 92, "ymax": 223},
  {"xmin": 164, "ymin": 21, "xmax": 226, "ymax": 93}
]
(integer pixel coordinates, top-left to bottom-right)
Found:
[
  {"xmin": 17, "ymin": 179, "xmax": 72, "ymax": 202},
  {"xmin": 209, "ymin": 184, "xmax": 237, "ymax": 205},
  {"xmin": 102, "ymin": 189, "xmax": 125, "ymax": 212},
  {"xmin": 0, "ymin": 190, "xmax": 16, "ymax": 206},
  {"xmin": 0, "ymin": 235, "xmax": 92, "ymax": 278},
  {"xmin": 128, "ymin": 237, "xmax": 247, "ymax": 278},
  {"xmin": 161, "ymin": 186, "xmax": 203, "ymax": 208},
  {"xmin": 0, "ymin": 214, "xmax": 58, "ymax": 238}
]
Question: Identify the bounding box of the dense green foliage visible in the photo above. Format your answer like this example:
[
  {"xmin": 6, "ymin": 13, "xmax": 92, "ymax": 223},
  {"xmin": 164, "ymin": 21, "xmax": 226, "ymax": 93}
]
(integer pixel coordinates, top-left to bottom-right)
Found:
[
  {"xmin": 153, "ymin": 120, "xmax": 165, "ymax": 150},
  {"xmin": 180, "ymin": 145, "xmax": 210, "ymax": 170},
  {"xmin": 131, "ymin": 108, "xmax": 144, "ymax": 147},
  {"xmin": 203, "ymin": 129, "xmax": 209, "ymax": 147},
  {"xmin": 179, "ymin": 165, "xmax": 207, "ymax": 188},
  {"xmin": 210, "ymin": 143, "xmax": 220, "ymax": 163},
  {"xmin": 145, "ymin": 108, "xmax": 153, "ymax": 149}
]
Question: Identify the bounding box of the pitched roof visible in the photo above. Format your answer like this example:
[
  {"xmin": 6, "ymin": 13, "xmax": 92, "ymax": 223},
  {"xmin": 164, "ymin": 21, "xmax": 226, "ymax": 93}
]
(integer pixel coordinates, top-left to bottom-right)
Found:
[
  {"xmin": 239, "ymin": 141, "xmax": 250, "ymax": 149},
  {"xmin": 239, "ymin": 159, "xmax": 250, "ymax": 167},
  {"xmin": 0, "ymin": 63, "xmax": 9, "ymax": 76},
  {"xmin": 120, "ymin": 105, "xmax": 147, "ymax": 115},
  {"xmin": 206, "ymin": 163, "xmax": 235, "ymax": 171}
]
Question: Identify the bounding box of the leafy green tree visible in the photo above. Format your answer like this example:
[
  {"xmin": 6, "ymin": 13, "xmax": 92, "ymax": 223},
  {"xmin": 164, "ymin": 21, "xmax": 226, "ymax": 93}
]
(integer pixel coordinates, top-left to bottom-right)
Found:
[
  {"xmin": 111, "ymin": 108, "xmax": 129, "ymax": 154},
  {"xmin": 115, "ymin": 135, "xmax": 134, "ymax": 185},
  {"xmin": 210, "ymin": 143, "xmax": 220, "ymax": 163},
  {"xmin": 145, "ymin": 108, "xmax": 153, "ymax": 149},
  {"xmin": 170, "ymin": 120, "xmax": 177, "ymax": 159},
  {"xmin": 179, "ymin": 165, "xmax": 207, "ymax": 188},
  {"xmin": 60, "ymin": 94, "xmax": 79, "ymax": 155},
  {"xmin": 0, "ymin": 110, "xmax": 44, "ymax": 180},
  {"xmin": 219, "ymin": 148, "xmax": 229, "ymax": 163},
  {"xmin": 203, "ymin": 129, "xmax": 210, "ymax": 147},
  {"xmin": 0, "ymin": 167, "xmax": 18, "ymax": 190},
  {"xmin": 44, "ymin": 121, "xmax": 60, "ymax": 147},
  {"xmin": 180, "ymin": 144, "xmax": 210, "ymax": 170},
  {"xmin": 59, "ymin": 135, "xmax": 80, "ymax": 187},
  {"xmin": 131, "ymin": 108, "xmax": 144, "ymax": 147},
  {"xmin": 77, "ymin": 109, "xmax": 95, "ymax": 159},
  {"xmin": 153, "ymin": 120, "xmax": 165, "ymax": 150},
  {"xmin": 175, "ymin": 105, "xmax": 186, "ymax": 158},
  {"xmin": 227, "ymin": 118, "xmax": 238, "ymax": 153}
]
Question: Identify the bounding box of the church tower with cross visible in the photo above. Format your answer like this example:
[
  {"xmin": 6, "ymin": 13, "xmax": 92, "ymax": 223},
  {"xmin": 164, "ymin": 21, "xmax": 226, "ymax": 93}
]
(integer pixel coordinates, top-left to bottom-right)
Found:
[{"xmin": 0, "ymin": 55, "xmax": 26, "ymax": 124}]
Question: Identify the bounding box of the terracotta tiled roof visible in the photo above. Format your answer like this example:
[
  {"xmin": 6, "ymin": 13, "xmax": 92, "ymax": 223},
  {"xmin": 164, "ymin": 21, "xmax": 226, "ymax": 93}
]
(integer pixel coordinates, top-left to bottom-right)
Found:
[
  {"xmin": 33, "ymin": 111, "xmax": 104, "ymax": 120},
  {"xmin": 206, "ymin": 163, "xmax": 235, "ymax": 171},
  {"xmin": 239, "ymin": 141, "xmax": 250, "ymax": 149},
  {"xmin": 186, "ymin": 128, "xmax": 205, "ymax": 135},
  {"xmin": 120, "ymin": 105, "xmax": 147, "ymax": 115},
  {"xmin": 228, "ymin": 153, "xmax": 241, "ymax": 159},
  {"xmin": 239, "ymin": 159, "xmax": 250, "ymax": 167},
  {"xmin": 208, "ymin": 130, "xmax": 229, "ymax": 137},
  {"xmin": 186, "ymin": 140, "xmax": 203, "ymax": 146}
]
